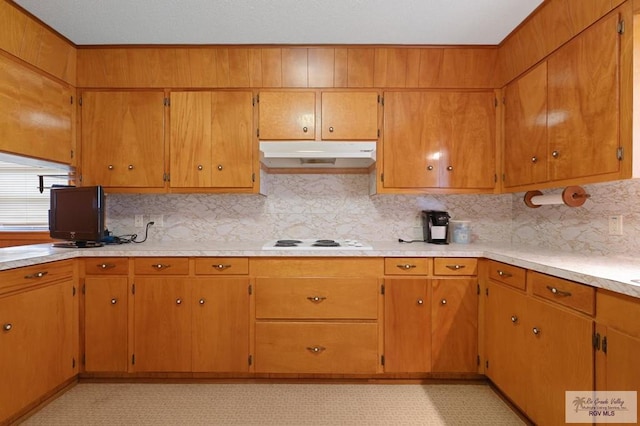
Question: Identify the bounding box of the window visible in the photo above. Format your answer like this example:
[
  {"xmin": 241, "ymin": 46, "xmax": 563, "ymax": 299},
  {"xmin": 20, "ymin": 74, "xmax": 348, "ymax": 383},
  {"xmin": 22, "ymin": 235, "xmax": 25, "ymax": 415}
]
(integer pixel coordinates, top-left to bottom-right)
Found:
[{"xmin": 0, "ymin": 160, "xmax": 71, "ymax": 230}]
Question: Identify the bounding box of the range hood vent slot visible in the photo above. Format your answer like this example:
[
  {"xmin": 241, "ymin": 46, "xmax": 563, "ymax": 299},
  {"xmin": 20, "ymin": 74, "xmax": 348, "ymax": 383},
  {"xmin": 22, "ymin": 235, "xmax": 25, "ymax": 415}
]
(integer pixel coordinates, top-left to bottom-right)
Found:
[{"xmin": 259, "ymin": 141, "xmax": 376, "ymax": 169}]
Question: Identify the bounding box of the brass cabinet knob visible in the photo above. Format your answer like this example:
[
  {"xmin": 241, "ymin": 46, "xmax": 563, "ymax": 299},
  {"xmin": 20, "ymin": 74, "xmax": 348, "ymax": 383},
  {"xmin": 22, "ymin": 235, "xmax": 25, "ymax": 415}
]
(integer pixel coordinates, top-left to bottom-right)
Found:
[
  {"xmin": 128, "ymin": 164, "xmax": 134, "ymax": 170},
  {"xmin": 427, "ymin": 165, "xmax": 434, "ymax": 171},
  {"xmin": 531, "ymin": 156, "xmax": 538, "ymax": 163},
  {"xmin": 447, "ymin": 166, "xmax": 453, "ymax": 171},
  {"xmin": 532, "ymin": 327, "xmax": 540, "ymax": 335},
  {"xmin": 217, "ymin": 165, "xmax": 223, "ymax": 171},
  {"xmin": 108, "ymin": 165, "xmax": 114, "ymax": 170},
  {"xmin": 511, "ymin": 315, "xmax": 518, "ymax": 323},
  {"xmin": 329, "ymin": 126, "xmax": 334, "ymax": 132},
  {"xmin": 197, "ymin": 165, "xmax": 203, "ymax": 171},
  {"xmin": 551, "ymin": 150, "xmax": 559, "ymax": 158},
  {"xmin": 199, "ymin": 298, "xmax": 206, "ymax": 305},
  {"xmin": 2, "ymin": 323, "xmax": 12, "ymax": 332},
  {"xmin": 110, "ymin": 298, "xmax": 118, "ymax": 305},
  {"xmin": 440, "ymin": 299, "xmax": 447, "ymax": 305},
  {"xmin": 417, "ymin": 299, "xmax": 424, "ymax": 305},
  {"xmin": 176, "ymin": 298, "xmax": 182, "ymax": 305},
  {"xmin": 302, "ymin": 126, "xmax": 308, "ymax": 133}
]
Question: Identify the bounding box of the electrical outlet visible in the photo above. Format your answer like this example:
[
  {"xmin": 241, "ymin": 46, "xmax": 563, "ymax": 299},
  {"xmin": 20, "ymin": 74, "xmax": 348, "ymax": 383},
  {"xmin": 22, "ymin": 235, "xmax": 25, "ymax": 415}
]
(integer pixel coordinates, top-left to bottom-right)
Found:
[
  {"xmin": 134, "ymin": 214, "xmax": 144, "ymax": 227},
  {"xmin": 609, "ymin": 215, "xmax": 623, "ymax": 236},
  {"xmin": 149, "ymin": 214, "xmax": 164, "ymax": 228}
]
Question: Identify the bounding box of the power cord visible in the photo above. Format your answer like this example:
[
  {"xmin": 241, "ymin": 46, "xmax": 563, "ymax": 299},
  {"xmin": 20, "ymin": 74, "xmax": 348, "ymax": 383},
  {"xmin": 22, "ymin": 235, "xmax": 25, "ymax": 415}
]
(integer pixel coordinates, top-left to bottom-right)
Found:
[
  {"xmin": 398, "ymin": 238, "xmax": 425, "ymax": 243},
  {"xmin": 111, "ymin": 221, "xmax": 155, "ymax": 244}
]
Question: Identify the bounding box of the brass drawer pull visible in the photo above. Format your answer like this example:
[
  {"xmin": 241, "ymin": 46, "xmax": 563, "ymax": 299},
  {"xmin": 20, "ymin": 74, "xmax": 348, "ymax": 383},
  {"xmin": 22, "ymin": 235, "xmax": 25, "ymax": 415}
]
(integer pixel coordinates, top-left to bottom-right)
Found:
[
  {"xmin": 212, "ymin": 264, "xmax": 231, "ymax": 271},
  {"xmin": 98, "ymin": 263, "xmax": 116, "ymax": 270},
  {"xmin": 532, "ymin": 327, "xmax": 541, "ymax": 335},
  {"xmin": 497, "ymin": 270, "xmax": 512, "ymax": 278},
  {"xmin": 24, "ymin": 271, "xmax": 48, "ymax": 279},
  {"xmin": 152, "ymin": 264, "xmax": 170, "ymax": 270},
  {"xmin": 306, "ymin": 346, "xmax": 326, "ymax": 354},
  {"xmin": 2, "ymin": 323, "xmax": 12, "ymax": 332},
  {"xmin": 397, "ymin": 264, "xmax": 417, "ymax": 270},
  {"xmin": 546, "ymin": 285, "xmax": 572, "ymax": 297},
  {"xmin": 307, "ymin": 296, "xmax": 327, "ymax": 303},
  {"xmin": 511, "ymin": 315, "xmax": 518, "ymax": 323},
  {"xmin": 446, "ymin": 264, "xmax": 465, "ymax": 271}
]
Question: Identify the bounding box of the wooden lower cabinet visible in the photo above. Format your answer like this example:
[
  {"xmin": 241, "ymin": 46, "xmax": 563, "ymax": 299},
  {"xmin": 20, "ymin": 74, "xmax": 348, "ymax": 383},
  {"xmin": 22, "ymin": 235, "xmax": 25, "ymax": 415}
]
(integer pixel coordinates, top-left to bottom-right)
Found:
[
  {"xmin": 485, "ymin": 277, "xmax": 594, "ymax": 425},
  {"xmin": 255, "ymin": 322, "xmax": 378, "ymax": 374},
  {"xmin": 383, "ymin": 278, "xmax": 430, "ymax": 373},
  {"xmin": 431, "ymin": 278, "xmax": 478, "ymax": 373},
  {"xmin": 133, "ymin": 276, "xmax": 250, "ymax": 372},
  {"xmin": 0, "ymin": 279, "xmax": 76, "ymax": 423},
  {"xmin": 84, "ymin": 277, "xmax": 129, "ymax": 372}
]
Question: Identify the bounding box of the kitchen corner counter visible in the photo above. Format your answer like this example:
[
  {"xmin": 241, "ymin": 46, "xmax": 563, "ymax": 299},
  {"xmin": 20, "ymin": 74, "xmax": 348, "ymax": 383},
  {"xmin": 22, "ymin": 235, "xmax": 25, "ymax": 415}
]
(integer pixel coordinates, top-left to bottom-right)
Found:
[{"xmin": 1, "ymin": 241, "xmax": 639, "ymax": 299}]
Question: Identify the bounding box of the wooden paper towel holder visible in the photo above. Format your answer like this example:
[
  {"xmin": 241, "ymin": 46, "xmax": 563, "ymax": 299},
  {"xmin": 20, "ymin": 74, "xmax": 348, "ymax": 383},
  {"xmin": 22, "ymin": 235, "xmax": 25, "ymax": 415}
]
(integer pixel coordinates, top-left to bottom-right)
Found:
[{"xmin": 524, "ymin": 185, "xmax": 590, "ymax": 208}]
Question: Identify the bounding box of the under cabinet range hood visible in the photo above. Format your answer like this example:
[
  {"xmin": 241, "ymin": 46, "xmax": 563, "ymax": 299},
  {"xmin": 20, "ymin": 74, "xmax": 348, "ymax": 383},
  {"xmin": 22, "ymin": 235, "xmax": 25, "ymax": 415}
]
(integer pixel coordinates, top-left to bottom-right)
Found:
[{"xmin": 259, "ymin": 141, "xmax": 376, "ymax": 169}]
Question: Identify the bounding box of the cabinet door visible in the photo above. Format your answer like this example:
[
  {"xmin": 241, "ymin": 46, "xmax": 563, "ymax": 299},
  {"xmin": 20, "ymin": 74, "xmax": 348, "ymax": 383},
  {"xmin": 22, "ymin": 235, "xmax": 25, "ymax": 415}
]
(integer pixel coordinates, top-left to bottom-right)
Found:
[
  {"xmin": 384, "ymin": 278, "xmax": 430, "ymax": 372},
  {"xmin": 596, "ymin": 325, "xmax": 640, "ymax": 393},
  {"xmin": 547, "ymin": 12, "xmax": 620, "ymax": 181},
  {"xmin": 258, "ymin": 91, "xmax": 315, "ymax": 140},
  {"xmin": 0, "ymin": 281, "xmax": 75, "ymax": 423},
  {"xmin": 170, "ymin": 91, "xmax": 212, "ymax": 187},
  {"xmin": 438, "ymin": 91, "xmax": 496, "ymax": 189},
  {"xmin": 84, "ymin": 277, "xmax": 128, "ymax": 372},
  {"xmin": 431, "ymin": 278, "xmax": 478, "ymax": 373},
  {"xmin": 0, "ymin": 54, "xmax": 73, "ymax": 165},
  {"xmin": 133, "ymin": 278, "xmax": 191, "ymax": 372},
  {"xmin": 382, "ymin": 92, "xmax": 439, "ymax": 188},
  {"xmin": 484, "ymin": 282, "xmax": 528, "ymax": 411},
  {"xmin": 192, "ymin": 278, "xmax": 250, "ymax": 372},
  {"xmin": 81, "ymin": 91, "xmax": 165, "ymax": 188},
  {"xmin": 526, "ymin": 298, "xmax": 594, "ymax": 426},
  {"xmin": 211, "ymin": 91, "xmax": 254, "ymax": 188},
  {"xmin": 321, "ymin": 92, "xmax": 378, "ymax": 140},
  {"xmin": 504, "ymin": 62, "xmax": 548, "ymax": 188}
]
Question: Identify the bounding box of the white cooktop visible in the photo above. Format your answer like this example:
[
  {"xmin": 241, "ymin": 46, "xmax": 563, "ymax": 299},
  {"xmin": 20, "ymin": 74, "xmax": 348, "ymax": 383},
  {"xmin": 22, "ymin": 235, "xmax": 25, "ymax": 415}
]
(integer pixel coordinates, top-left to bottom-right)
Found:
[{"xmin": 262, "ymin": 239, "xmax": 373, "ymax": 250}]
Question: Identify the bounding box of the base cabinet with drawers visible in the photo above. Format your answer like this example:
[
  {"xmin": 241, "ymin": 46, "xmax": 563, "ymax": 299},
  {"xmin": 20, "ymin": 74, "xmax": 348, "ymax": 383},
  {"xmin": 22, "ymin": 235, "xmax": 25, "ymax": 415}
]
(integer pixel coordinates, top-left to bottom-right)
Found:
[
  {"xmin": 0, "ymin": 261, "xmax": 77, "ymax": 425},
  {"xmin": 383, "ymin": 257, "xmax": 478, "ymax": 374},
  {"xmin": 483, "ymin": 260, "xmax": 595, "ymax": 426},
  {"xmin": 252, "ymin": 258, "xmax": 383, "ymax": 374}
]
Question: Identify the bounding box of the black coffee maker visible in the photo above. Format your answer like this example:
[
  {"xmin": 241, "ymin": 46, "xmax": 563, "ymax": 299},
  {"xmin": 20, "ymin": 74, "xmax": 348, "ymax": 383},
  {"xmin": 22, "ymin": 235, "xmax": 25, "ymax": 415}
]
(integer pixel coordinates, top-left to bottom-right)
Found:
[{"xmin": 422, "ymin": 210, "xmax": 450, "ymax": 244}]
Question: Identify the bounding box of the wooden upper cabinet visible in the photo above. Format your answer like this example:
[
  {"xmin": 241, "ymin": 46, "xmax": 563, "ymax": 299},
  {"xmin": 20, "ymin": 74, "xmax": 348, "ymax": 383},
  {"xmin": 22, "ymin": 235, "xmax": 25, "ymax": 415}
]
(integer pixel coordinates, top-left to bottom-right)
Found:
[
  {"xmin": 258, "ymin": 91, "xmax": 316, "ymax": 139},
  {"xmin": 504, "ymin": 62, "xmax": 548, "ymax": 188},
  {"xmin": 170, "ymin": 91, "xmax": 254, "ymax": 190},
  {"xmin": 382, "ymin": 91, "xmax": 496, "ymax": 191},
  {"xmin": 547, "ymin": 11, "xmax": 621, "ymax": 182},
  {"xmin": 80, "ymin": 91, "xmax": 165, "ymax": 189},
  {"xmin": 321, "ymin": 92, "xmax": 378, "ymax": 140},
  {"xmin": 0, "ymin": 54, "xmax": 73, "ymax": 165}
]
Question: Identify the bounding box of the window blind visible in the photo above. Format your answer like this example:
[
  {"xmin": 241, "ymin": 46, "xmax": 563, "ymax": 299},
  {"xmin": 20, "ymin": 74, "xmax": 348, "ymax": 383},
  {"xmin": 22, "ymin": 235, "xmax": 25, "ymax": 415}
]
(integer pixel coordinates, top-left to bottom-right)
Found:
[{"xmin": 0, "ymin": 161, "xmax": 69, "ymax": 229}]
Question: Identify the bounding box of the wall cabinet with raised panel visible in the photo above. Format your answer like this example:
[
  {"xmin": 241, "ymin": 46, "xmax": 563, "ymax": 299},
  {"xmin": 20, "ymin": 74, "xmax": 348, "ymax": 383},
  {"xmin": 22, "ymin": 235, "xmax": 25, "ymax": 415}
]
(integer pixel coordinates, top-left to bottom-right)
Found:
[
  {"xmin": 381, "ymin": 91, "xmax": 496, "ymax": 193},
  {"xmin": 80, "ymin": 90, "xmax": 166, "ymax": 190},
  {"xmin": 169, "ymin": 91, "xmax": 255, "ymax": 191}
]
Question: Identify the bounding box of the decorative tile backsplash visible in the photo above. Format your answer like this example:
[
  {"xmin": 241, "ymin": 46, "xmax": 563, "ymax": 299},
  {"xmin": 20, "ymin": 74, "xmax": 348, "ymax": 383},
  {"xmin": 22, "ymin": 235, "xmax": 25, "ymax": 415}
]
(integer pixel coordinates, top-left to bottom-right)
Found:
[{"xmin": 105, "ymin": 174, "xmax": 640, "ymax": 256}]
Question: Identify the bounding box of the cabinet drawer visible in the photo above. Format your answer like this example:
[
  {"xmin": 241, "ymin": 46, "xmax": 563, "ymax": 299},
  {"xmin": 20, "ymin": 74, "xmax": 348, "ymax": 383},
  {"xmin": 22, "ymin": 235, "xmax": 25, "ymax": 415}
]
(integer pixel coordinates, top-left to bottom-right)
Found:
[
  {"xmin": 0, "ymin": 260, "xmax": 74, "ymax": 294},
  {"xmin": 255, "ymin": 278, "xmax": 378, "ymax": 319},
  {"xmin": 384, "ymin": 258, "xmax": 431, "ymax": 275},
  {"xmin": 194, "ymin": 257, "xmax": 248, "ymax": 275},
  {"xmin": 84, "ymin": 258, "xmax": 129, "ymax": 275},
  {"xmin": 133, "ymin": 257, "xmax": 189, "ymax": 275},
  {"xmin": 434, "ymin": 258, "xmax": 477, "ymax": 276},
  {"xmin": 529, "ymin": 271, "xmax": 595, "ymax": 316},
  {"xmin": 255, "ymin": 322, "xmax": 378, "ymax": 374},
  {"xmin": 487, "ymin": 260, "xmax": 526, "ymax": 290}
]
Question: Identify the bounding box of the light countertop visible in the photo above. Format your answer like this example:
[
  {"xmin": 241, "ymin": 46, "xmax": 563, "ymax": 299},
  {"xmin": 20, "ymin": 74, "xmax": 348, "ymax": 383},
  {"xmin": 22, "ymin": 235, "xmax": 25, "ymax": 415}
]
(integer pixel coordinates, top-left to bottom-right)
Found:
[{"xmin": 1, "ymin": 241, "xmax": 639, "ymax": 299}]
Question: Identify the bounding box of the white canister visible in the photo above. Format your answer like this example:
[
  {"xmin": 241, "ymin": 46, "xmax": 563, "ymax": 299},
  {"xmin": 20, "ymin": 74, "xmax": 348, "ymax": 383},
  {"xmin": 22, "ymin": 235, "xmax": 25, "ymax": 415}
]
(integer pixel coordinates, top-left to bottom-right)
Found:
[{"xmin": 450, "ymin": 220, "xmax": 471, "ymax": 244}]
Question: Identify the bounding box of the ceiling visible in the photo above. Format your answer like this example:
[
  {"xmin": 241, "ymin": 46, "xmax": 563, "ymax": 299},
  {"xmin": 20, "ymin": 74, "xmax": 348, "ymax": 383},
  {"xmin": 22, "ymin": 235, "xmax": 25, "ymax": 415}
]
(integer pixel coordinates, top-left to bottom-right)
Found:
[{"xmin": 12, "ymin": 0, "xmax": 544, "ymax": 46}]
